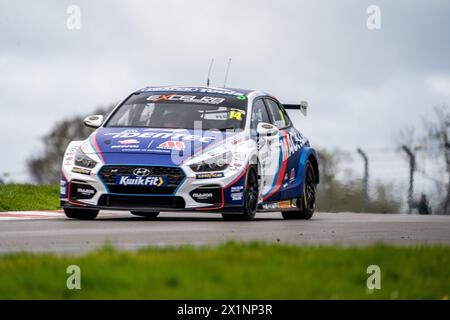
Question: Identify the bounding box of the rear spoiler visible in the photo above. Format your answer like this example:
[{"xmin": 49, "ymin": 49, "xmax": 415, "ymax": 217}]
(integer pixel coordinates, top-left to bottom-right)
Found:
[{"xmin": 283, "ymin": 101, "xmax": 308, "ymax": 116}]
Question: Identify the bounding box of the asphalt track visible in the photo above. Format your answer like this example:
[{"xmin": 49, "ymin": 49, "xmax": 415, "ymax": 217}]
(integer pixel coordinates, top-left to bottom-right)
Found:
[{"xmin": 0, "ymin": 211, "xmax": 449, "ymax": 253}]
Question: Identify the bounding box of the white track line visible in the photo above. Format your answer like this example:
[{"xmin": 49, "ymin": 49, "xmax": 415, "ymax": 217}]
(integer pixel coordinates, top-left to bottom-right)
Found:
[
  {"xmin": 0, "ymin": 210, "xmax": 122, "ymax": 221},
  {"xmin": 0, "ymin": 211, "xmax": 64, "ymax": 220}
]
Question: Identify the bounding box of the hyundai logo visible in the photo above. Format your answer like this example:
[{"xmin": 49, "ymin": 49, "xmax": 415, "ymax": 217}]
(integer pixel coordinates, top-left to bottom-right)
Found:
[{"xmin": 133, "ymin": 168, "xmax": 151, "ymax": 176}]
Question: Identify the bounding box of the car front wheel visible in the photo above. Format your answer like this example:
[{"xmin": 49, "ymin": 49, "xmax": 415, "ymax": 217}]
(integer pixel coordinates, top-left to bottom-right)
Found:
[{"xmin": 222, "ymin": 166, "xmax": 258, "ymax": 221}]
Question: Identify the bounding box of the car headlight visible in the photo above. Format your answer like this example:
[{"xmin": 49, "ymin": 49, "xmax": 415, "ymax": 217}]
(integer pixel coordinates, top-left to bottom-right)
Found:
[
  {"xmin": 74, "ymin": 148, "xmax": 97, "ymax": 169},
  {"xmin": 190, "ymin": 151, "xmax": 232, "ymax": 172}
]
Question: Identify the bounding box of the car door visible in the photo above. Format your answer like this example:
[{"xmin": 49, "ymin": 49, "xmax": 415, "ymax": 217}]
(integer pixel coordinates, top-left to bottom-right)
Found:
[
  {"xmin": 259, "ymin": 98, "xmax": 288, "ymax": 202},
  {"xmin": 250, "ymin": 98, "xmax": 279, "ymax": 203},
  {"xmin": 265, "ymin": 98, "xmax": 305, "ymax": 201}
]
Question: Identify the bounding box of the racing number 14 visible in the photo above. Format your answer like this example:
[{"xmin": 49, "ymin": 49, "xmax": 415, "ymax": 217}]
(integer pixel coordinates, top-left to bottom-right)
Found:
[{"xmin": 229, "ymin": 110, "xmax": 242, "ymax": 120}]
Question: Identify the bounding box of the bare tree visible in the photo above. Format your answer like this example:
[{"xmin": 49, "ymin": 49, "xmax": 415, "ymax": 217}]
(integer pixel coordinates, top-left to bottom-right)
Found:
[
  {"xmin": 27, "ymin": 105, "xmax": 114, "ymax": 184},
  {"xmin": 422, "ymin": 105, "xmax": 450, "ymax": 214}
]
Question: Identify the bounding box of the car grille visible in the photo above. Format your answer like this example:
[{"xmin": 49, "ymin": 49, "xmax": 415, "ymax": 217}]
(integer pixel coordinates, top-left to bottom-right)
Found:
[{"xmin": 98, "ymin": 165, "xmax": 185, "ymax": 195}]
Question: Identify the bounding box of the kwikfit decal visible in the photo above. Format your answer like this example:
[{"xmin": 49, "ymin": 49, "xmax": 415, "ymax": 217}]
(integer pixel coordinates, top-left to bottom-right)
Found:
[{"xmin": 116, "ymin": 176, "xmax": 166, "ymax": 187}]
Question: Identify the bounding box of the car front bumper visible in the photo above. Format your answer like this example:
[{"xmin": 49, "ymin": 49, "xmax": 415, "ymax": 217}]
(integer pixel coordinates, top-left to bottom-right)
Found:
[{"xmin": 61, "ymin": 163, "xmax": 249, "ymax": 213}]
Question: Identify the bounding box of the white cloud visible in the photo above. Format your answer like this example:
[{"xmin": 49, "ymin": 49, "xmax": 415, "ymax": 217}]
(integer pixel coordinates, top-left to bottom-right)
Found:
[{"xmin": 427, "ymin": 74, "xmax": 450, "ymax": 98}]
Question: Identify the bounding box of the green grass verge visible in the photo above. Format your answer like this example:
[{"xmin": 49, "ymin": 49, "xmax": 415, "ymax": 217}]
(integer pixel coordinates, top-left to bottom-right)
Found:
[
  {"xmin": 0, "ymin": 184, "xmax": 59, "ymax": 211},
  {"xmin": 0, "ymin": 242, "xmax": 449, "ymax": 299}
]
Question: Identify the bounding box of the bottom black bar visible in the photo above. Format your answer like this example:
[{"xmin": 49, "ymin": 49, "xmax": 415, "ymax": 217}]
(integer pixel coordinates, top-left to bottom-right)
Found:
[{"xmin": 0, "ymin": 300, "xmax": 445, "ymax": 318}]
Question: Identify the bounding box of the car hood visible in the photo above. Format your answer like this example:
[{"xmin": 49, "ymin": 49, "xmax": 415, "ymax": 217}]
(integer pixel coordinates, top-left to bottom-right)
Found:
[{"xmin": 87, "ymin": 127, "xmax": 239, "ymax": 166}]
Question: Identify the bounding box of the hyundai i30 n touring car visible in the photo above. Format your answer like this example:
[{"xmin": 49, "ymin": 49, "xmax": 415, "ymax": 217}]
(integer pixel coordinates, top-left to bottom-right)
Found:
[{"xmin": 60, "ymin": 86, "xmax": 319, "ymax": 221}]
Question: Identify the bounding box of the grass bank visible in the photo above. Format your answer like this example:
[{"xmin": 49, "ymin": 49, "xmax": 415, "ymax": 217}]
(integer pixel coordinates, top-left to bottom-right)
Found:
[
  {"xmin": 0, "ymin": 242, "xmax": 448, "ymax": 299},
  {"xmin": 0, "ymin": 184, "xmax": 59, "ymax": 211}
]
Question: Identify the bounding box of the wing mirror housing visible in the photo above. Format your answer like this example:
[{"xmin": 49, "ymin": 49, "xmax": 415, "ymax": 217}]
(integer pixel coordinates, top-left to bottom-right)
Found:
[
  {"xmin": 83, "ymin": 115, "xmax": 104, "ymax": 128},
  {"xmin": 256, "ymin": 122, "xmax": 279, "ymax": 137}
]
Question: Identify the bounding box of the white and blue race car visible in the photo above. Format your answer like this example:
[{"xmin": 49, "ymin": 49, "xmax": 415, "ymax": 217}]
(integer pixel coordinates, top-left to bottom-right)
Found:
[{"xmin": 60, "ymin": 86, "xmax": 319, "ymax": 221}]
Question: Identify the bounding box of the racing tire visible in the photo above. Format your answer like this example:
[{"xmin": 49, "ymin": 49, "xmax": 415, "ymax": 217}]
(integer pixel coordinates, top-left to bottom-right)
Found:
[
  {"xmin": 282, "ymin": 160, "xmax": 316, "ymax": 220},
  {"xmin": 222, "ymin": 166, "xmax": 258, "ymax": 221},
  {"xmin": 64, "ymin": 208, "xmax": 99, "ymax": 220},
  {"xmin": 130, "ymin": 211, "xmax": 160, "ymax": 219}
]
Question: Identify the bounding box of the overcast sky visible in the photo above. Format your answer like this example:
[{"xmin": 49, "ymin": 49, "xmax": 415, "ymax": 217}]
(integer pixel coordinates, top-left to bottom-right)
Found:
[{"xmin": 1, "ymin": 0, "xmax": 449, "ymax": 186}]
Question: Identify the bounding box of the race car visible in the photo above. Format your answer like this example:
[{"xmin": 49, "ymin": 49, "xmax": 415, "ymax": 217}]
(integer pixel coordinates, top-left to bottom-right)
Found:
[{"xmin": 60, "ymin": 86, "xmax": 319, "ymax": 221}]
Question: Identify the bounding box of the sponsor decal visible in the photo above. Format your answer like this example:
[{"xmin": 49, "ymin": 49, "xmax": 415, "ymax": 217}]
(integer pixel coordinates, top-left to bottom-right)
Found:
[
  {"xmin": 262, "ymin": 124, "xmax": 273, "ymax": 129},
  {"xmin": 72, "ymin": 167, "xmax": 91, "ymax": 175},
  {"xmin": 289, "ymin": 168, "xmax": 296, "ymax": 182},
  {"xmin": 231, "ymin": 186, "xmax": 244, "ymax": 192},
  {"xmin": 278, "ymin": 200, "xmax": 292, "ymax": 209},
  {"xmin": 228, "ymin": 152, "xmax": 247, "ymax": 171},
  {"xmin": 262, "ymin": 203, "xmax": 278, "ymax": 210},
  {"xmin": 105, "ymin": 130, "xmax": 216, "ymax": 143},
  {"xmin": 77, "ymin": 187, "xmax": 95, "ymax": 196},
  {"xmin": 115, "ymin": 176, "xmax": 166, "ymax": 187},
  {"xmin": 195, "ymin": 172, "xmax": 225, "ymax": 179},
  {"xmin": 262, "ymin": 200, "xmax": 293, "ymax": 210},
  {"xmin": 60, "ymin": 180, "xmax": 67, "ymax": 196},
  {"xmin": 286, "ymin": 130, "xmax": 307, "ymax": 157},
  {"xmin": 203, "ymin": 112, "xmax": 228, "ymax": 120},
  {"xmin": 111, "ymin": 144, "xmax": 139, "ymax": 149},
  {"xmin": 231, "ymin": 192, "xmax": 243, "ymax": 201},
  {"xmin": 64, "ymin": 156, "xmax": 74, "ymax": 165},
  {"xmin": 157, "ymin": 141, "xmax": 186, "ymax": 151},
  {"xmin": 140, "ymin": 87, "xmax": 246, "ymax": 96},
  {"xmin": 64, "ymin": 146, "xmax": 79, "ymax": 164},
  {"xmin": 147, "ymin": 94, "xmax": 225, "ymax": 105},
  {"xmin": 191, "ymin": 192, "xmax": 213, "ymax": 200},
  {"xmin": 118, "ymin": 139, "xmax": 140, "ymax": 145}
]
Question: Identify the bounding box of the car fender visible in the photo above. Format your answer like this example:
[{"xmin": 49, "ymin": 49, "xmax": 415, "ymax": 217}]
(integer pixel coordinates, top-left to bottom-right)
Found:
[{"xmin": 296, "ymin": 147, "xmax": 319, "ymax": 196}]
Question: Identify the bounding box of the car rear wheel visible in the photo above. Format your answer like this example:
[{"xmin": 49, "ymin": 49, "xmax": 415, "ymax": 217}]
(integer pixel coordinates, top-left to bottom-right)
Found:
[
  {"xmin": 282, "ymin": 161, "xmax": 316, "ymax": 220},
  {"xmin": 130, "ymin": 211, "xmax": 160, "ymax": 219},
  {"xmin": 222, "ymin": 166, "xmax": 258, "ymax": 221},
  {"xmin": 64, "ymin": 208, "xmax": 99, "ymax": 220}
]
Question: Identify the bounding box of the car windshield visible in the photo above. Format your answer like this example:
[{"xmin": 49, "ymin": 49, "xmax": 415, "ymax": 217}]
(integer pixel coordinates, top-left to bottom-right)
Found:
[{"xmin": 105, "ymin": 92, "xmax": 248, "ymax": 130}]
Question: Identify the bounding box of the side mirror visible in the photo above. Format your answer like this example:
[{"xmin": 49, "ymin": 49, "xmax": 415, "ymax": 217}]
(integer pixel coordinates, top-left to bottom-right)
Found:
[
  {"xmin": 257, "ymin": 122, "xmax": 279, "ymax": 137},
  {"xmin": 83, "ymin": 115, "xmax": 104, "ymax": 128}
]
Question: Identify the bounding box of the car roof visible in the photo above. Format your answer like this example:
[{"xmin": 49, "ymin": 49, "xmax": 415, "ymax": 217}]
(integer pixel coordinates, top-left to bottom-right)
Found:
[{"xmin": 136, "ymin": 85, "xmax": 258, "ymax": 97}]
